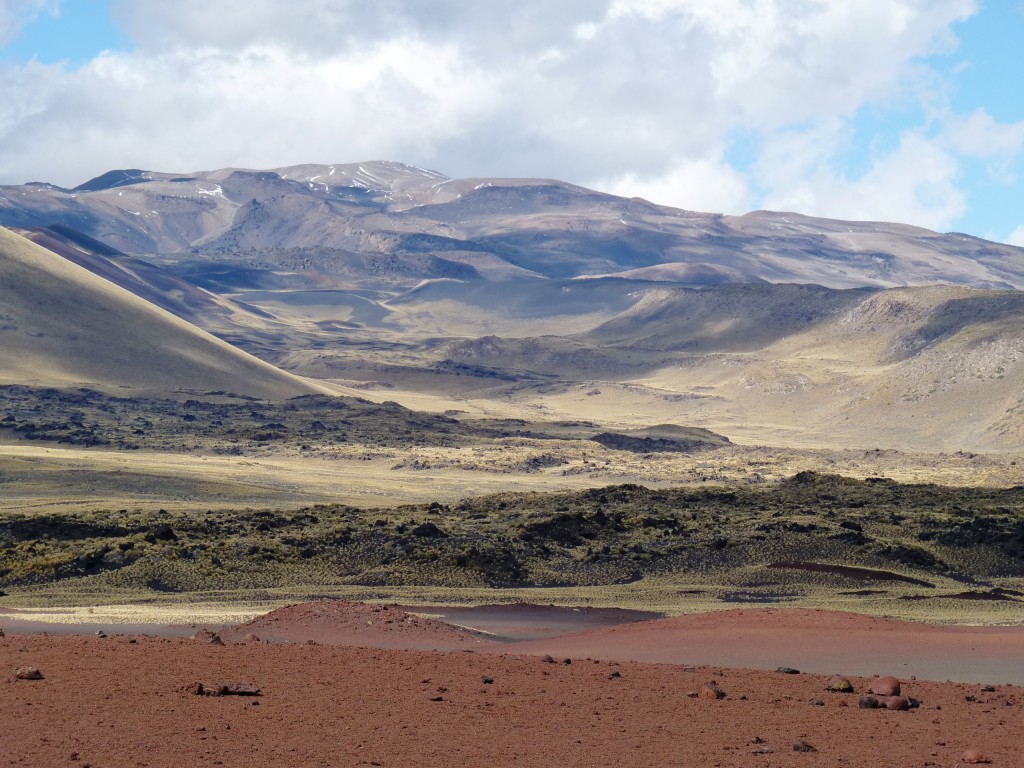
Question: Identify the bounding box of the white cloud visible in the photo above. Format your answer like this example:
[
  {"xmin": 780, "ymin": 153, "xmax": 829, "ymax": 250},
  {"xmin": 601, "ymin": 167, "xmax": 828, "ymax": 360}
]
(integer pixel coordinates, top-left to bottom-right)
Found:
[
  {"xmin": 0, "ymin": 0, "xmax": 1003, "ymax": 237},
  {"xmin": 758, "ymin": 128, "xmax": 965, "ymax": 231},
  {"xmin": 599, "ymin": 158, "xmax": 752, "ymax": 214},
  {"xmin": 1007, "ymin": 225, "xmax": 1024, "ymax": 247},
  {"xmin": 0, "ymin": 0, "xmax": 54, "ymax": 46},
  {"xmin": 945, "ymin": 109, "xmax": 1024, "ymax": 158}
]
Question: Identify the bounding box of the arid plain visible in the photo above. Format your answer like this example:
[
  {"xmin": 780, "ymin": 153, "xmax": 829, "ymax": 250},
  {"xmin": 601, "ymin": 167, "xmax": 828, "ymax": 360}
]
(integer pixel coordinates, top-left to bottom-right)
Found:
[{"xmin": 2, "ymin": 164, "xmax": 1023, "ymax": 765}]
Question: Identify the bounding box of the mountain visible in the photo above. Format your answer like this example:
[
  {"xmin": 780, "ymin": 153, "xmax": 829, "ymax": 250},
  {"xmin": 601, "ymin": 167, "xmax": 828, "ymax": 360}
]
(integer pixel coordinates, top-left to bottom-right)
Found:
[
  {"xmin": 428, "ymin": 282, "xmax": 1024, "ymax": 452},
  {"xmin": 5, "ymin": 161, "xmax": 1024, "ymax": 452},
  {"xmin": 0, "ymin": 227, "xmax": 322, "ymax": 398},
  {"xmin": 2, "ymin": 161, "xmax": 1022, "ymax": 290}
]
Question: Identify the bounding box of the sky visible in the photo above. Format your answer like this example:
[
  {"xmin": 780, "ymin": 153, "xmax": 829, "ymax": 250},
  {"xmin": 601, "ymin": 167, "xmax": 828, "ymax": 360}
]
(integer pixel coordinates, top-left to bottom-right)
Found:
[{"xmin": 0, "ymin": 1, "xmax": 1022, "ymax": 244}]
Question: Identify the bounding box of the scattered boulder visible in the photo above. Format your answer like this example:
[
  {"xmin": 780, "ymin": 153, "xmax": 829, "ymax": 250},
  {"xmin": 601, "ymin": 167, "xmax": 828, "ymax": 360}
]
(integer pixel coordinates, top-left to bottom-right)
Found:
[
  {"xmin": 881, "ymin": 695, "xmax": 911, "ymax": 711},
  {"xmin": 481, "ymin": 676, "xmax": 494, "ymax": 685},
  {"xmin": 867, "ymin": 676, "xmax": 900, "ymax": 696},
  {"xmin": 411, "ymin": 521, "xmax": 447, "ymax": 538},
  {"xmin": 14, "ymin": 666, "xmax": 43, "ymax": 680},
  {"xmin": 0, "ymin": 628, "xmax": 5, "ymax": 637},
  {"xmin": 540, "ymin": 655, "xmax": 556, "ymax": 664},
  {"xmin": 826, "ymin": 675, "xmax": 854, "ymax": 693},
  {"xmin": 700, "ymin": 682, "xmax": 726, "ymax": 700},
  {"xmin": 792, "ymin": 740, "xmax": 817, "ymax": 753},
  {"xmin": 193, "ymin": 629, "xmax": 225, "ymax": 646},
  {"xmin": 809, "ymin": 698, "xmax": 825, "ymax": 706},
  {"xmin": 776, "ymin": 667, "xmax": 800, "ymax": 675},
  {"xmin": 149, "ymin": 524, "xmax": 177, "ymax": 542},
  {"xmin": 189, "ymin": 681, "xmax": 261, "ymax": 697},
  {"xmin": 211, "ymin": 682, "xmax": 261, "ymax": 697},
  {"xmin": 858, "ymin": 695, "xmax": 880, "ymax": 709},
  {"xmin": 95, "ymin": 630, "xmax": 107, "ymax": 639},
  {"xmin": 962, "ymin": 749, "xmax": 993, "ymax": 764}
]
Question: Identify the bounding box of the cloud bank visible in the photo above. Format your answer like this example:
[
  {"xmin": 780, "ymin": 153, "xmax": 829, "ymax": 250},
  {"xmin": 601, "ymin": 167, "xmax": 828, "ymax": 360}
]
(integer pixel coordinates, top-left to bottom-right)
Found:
[{"xmin": 1, "ymin": 0, "xmax": 1021, "ymax": 236}]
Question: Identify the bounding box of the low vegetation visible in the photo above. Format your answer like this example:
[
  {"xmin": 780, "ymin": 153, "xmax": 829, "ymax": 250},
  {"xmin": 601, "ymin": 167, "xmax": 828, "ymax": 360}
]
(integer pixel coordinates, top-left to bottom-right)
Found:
[{"xmin": 2, "ymin": 473, "xmax": 1022, "ymax": 606}]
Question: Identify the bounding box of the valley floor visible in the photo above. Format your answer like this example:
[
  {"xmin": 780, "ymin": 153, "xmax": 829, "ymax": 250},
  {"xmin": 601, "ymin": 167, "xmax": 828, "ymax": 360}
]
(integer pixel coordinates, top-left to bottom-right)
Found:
[{"xmin": 1, "ymin": 603, "xmax": 1020, "ymax": 767}]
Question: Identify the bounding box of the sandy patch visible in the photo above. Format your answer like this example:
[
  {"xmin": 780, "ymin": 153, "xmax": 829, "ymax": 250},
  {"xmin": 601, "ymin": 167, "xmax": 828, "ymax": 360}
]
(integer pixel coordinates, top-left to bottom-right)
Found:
[{"xmin": 0, "ymin": 631, "xmax": 1019, "ymax": 767}]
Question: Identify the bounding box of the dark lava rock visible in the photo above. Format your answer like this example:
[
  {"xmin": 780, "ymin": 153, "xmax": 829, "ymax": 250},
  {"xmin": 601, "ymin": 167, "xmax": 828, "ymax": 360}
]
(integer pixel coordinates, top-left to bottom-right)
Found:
[
  {"xmin": 858, "ymin": 695, "xmax": 880, "ymax": 709},
  {"xmin": 149, "ymin": 524, "xmax": 177, "ymax": 542},
  {"xmin": 792, "ymin": 740, "xmax": 817, "ymax": 753},
  {"xmin": 210, "ymin": 682, "xmax": 261, "ymax": 697},
  {"xmin": 412, "ymin": 521, "xmax": 447, "ymax": 538},
  {"xmin": 776, "ymin": 667, "xmax": 800, "ymax": 675},
  {"xmin": 14, "ymin": 666, "xmax": 43, "ymax": 680},
  {"xmin": 809, "ymin": 698, "xmax": 825, "ymax": 706},
  {"xmin": 481, "ymin": 676, "xmax": 494, "ymax": 685}
]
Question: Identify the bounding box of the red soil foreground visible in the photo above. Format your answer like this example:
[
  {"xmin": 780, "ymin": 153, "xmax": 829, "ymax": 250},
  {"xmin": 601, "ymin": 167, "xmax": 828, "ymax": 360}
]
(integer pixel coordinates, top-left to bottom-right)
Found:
[{"xmin": 2, "ymin": 604, "xmax": 1022, "ymax": 767}]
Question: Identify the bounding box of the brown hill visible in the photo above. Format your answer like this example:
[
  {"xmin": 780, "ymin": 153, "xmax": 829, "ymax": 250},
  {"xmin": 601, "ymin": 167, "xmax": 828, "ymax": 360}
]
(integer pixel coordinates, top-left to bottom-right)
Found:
[{"xmin": 0, "ymin": 227, "xmax": 323, "ymax": 398}]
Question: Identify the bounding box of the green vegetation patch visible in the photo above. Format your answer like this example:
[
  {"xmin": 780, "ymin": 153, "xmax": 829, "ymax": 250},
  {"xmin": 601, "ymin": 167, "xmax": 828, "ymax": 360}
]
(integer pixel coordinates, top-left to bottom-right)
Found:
[{"xmin": 2, "ymin": 472, "xmax": 1023, "ymax": 600}]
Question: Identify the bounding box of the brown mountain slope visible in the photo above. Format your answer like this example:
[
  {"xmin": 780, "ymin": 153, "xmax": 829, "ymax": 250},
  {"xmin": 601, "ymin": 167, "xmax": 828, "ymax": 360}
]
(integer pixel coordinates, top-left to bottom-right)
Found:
[
  {"xmin": 1, "ymin": 162, "xmax": 1022, "ymax": 290},
  {"xmin": 0, "ymin": 227, "xmax": 323, "ymax": 398}
]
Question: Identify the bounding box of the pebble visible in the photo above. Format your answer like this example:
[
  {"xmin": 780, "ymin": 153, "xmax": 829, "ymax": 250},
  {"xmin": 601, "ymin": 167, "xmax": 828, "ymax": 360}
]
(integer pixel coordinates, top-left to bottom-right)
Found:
[{"xmin": 961, "ymin": 749, "xmax": 993, "ymax": 764}]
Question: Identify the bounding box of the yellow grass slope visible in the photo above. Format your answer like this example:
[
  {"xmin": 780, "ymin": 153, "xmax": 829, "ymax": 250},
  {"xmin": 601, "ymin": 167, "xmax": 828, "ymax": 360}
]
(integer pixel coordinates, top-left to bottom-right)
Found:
[{"xmin": 0, "ymin": 227, "xmax": 324, "ymax": 399}]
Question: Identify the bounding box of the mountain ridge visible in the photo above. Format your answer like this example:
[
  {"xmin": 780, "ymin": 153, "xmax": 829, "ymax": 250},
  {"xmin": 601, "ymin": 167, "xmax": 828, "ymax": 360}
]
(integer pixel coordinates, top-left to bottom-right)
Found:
[{"xmin": 2, "ymin": 161, "xmax": 1022, "ymax": 291}]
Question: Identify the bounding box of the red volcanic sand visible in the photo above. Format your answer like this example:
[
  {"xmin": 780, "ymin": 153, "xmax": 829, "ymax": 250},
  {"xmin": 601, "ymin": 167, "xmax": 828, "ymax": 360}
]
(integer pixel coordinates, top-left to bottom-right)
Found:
[
  {"xmin": 219, "ymin": 600, "xmax": 499, "ymax": 650},
  {"xmin": 2, "ymin": 630, "xmax": 1021, "ymax": 767},
  {"xmin": 511, "ymin": 608, "xmax": 1024, "ymax": 685}
]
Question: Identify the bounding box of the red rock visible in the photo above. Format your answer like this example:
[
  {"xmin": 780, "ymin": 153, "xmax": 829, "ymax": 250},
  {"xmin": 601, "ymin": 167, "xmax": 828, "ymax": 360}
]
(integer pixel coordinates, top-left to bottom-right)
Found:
[
  {"xmin": 881, "ymin": 696, "xmax": 911, "ymax": 711},
  {"xmin": 962, "ymin": 749, "xmax": 993, "ymax": 764},
  {"xmin": 699, "ymin": 683, "xmax": 726, "ymax": 700},
  {"xmin": 192, "ymin": 629, "xmax": 224, "ymax": 645},
  {"xmin": 867, "ymin": 676, "xmax": 900, "ymax": 696}
]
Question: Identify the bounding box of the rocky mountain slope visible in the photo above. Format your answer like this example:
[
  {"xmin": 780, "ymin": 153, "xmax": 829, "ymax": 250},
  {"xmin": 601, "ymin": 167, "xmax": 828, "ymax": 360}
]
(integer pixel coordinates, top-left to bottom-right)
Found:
[
  {"xmin": 4, "ymin": 161, "xmax": 1024, "ymax": 452},
  {"xmin": 2, "ymin": 161, "xmax": 1022, "ymax": 290}
]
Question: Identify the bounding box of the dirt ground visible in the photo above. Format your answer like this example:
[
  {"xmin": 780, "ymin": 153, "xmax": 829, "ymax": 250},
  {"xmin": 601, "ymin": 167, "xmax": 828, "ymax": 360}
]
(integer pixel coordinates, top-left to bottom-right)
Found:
[{"xmin": 2, "ymin": 604, "xmax": 1021, "ymax": 767}]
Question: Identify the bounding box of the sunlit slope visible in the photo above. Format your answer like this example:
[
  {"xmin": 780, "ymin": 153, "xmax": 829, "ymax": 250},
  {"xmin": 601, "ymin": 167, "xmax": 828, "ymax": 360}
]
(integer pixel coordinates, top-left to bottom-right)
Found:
[
  {"xmin": 626, "ymin": 286, "xmax": 1024, "ymax": 451},
  {"xmin": 0, "ymin": 227, "xmax": 323, "ymax": 398}
]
